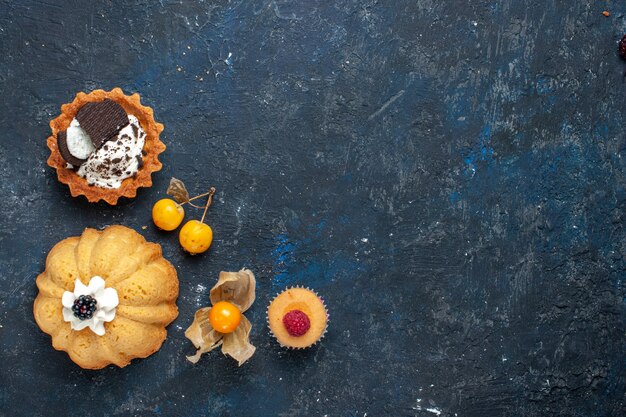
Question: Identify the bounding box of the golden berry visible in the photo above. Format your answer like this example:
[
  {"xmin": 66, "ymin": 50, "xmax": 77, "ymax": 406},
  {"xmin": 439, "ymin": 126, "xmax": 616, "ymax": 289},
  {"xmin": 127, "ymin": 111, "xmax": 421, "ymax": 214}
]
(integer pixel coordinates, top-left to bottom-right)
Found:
[
  {"xmin": 209, "ymin": 301, "xmax": 242, "ymax": 333},
  {"xmin": 179, "ymin": 220, "xmax": 213, "ymax": 254},
  {"xmin": 152, "ymin": 199, "xmax": 184, "ymax": 231}
]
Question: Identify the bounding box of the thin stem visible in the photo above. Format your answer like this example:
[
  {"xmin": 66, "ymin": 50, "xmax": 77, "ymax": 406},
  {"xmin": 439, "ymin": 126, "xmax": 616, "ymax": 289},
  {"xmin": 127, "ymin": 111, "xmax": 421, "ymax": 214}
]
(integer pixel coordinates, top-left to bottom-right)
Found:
[
  {"xmin": 179, "ymin": 191, "xmax": 213, "ymax": 208},
  {"xmin": 200, "ymin": 187, "xmax": 216, "ymax": 224},
  {"xmin": 188, "ymin": 191, "xmax": 212, "ymax": 202}
]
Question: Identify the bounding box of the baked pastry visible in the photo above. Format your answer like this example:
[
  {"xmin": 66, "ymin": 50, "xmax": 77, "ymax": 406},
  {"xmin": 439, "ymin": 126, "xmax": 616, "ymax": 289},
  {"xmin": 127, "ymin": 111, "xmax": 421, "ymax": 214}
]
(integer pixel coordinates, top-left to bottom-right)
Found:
[
  {"xmin": 33, "ymin": 225, "xmax": 179, "ymax": 369},
  {"xmin": 267, "ymin": 287, "xmax": 328, "ymax": 349},
  {"xmin": 47, "ymin": 88, "xmax": 165, "ymax": 205}
]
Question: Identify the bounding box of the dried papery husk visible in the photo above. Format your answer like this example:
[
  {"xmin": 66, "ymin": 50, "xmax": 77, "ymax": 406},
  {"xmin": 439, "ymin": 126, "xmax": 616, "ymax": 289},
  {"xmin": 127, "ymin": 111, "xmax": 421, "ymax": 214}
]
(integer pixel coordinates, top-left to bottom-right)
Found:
[
  {"xmin": 221, "ymin": 315, "xmax": 255, "ymax": 366},
  {"xmin": 185, "ymin": 268, "xmax": 256, "ymax": 366},
  {"xmin": 184, "ymin": 307, "xmax": 223, "ymax": 364},
  {"xmin": 210, "ymin": 268, "xmax": 256, "ymax": 312}
]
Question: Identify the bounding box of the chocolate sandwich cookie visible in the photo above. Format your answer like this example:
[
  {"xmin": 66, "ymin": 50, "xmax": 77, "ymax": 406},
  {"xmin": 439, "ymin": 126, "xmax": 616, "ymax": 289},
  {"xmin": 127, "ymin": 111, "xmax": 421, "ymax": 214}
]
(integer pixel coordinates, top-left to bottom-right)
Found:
[
  {"xmin": 76, "ymin": 99, "xmax": 129, "ymax": 148},
  {"xmin": 57, "ymin": 131, "xmax": 86, "ymax": 167}
]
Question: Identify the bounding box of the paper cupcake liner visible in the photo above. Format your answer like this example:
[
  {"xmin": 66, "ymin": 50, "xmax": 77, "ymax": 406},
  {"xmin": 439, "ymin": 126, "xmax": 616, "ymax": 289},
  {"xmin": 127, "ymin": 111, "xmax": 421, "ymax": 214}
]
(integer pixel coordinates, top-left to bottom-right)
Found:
[
  {"xmin": 266, "ymin": 285, "xmax": 329, "ymax": 350},
  {"xmin": 47, "ymin": 88, "xmax": 165, "ymax": 205}
]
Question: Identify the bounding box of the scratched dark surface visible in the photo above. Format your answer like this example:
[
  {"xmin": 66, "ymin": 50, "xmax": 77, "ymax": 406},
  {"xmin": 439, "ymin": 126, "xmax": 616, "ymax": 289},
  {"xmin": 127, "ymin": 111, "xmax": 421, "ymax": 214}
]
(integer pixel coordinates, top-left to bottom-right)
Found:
[{"xmin": 0, "ymin": 1, "xmax": 625, "ymax": 416}]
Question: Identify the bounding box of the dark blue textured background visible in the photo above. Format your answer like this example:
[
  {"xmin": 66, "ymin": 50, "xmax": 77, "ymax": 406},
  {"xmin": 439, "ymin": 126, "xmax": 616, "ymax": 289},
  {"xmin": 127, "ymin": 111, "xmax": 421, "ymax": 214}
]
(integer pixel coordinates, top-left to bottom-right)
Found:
[{"xmin": 0, "ymin": 1, "xmax": 624, "ymax": 416}]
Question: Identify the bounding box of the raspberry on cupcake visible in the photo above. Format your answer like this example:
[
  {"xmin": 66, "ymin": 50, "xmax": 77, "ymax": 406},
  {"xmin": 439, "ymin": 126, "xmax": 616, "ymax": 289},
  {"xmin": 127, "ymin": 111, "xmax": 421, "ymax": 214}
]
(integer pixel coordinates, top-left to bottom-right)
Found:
[{"xmin": 282, "ymin": 309, "xmax": 311, "ymax": 337}]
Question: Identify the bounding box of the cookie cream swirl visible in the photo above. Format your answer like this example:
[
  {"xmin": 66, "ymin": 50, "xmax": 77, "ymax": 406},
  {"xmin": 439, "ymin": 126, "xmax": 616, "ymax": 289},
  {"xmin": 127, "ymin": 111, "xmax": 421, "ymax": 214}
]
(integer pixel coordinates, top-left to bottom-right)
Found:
[
  {"xmin": 76, "ymin": 115, "xmax": 146, "ymax": 189},
  {"xmin": 61, "ymin": 276, "xmax": 119, "ymax": 336}
]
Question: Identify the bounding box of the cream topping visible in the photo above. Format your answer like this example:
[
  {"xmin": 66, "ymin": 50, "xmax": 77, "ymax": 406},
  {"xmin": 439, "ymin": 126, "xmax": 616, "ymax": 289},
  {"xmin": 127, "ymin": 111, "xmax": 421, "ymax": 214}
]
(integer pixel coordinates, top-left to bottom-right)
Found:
[
  {"xmin": 61, "ymin": 276, "xmax": 119, "ymax": 336},
  {"xmin": 76, "ymin": 115, "xmax": 146, "ymax": 189}
]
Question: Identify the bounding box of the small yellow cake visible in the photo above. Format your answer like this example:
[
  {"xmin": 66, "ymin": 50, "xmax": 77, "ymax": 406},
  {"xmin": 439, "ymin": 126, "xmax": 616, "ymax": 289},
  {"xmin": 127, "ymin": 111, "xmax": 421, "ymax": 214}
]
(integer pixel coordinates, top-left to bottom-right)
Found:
[
  {"xmin": 33, "ymin": 225, "xmax": 179, "ymax": 369},
  {"xmin": 267, "ymin": 287, "xmax": 328, "ymax": 349}
]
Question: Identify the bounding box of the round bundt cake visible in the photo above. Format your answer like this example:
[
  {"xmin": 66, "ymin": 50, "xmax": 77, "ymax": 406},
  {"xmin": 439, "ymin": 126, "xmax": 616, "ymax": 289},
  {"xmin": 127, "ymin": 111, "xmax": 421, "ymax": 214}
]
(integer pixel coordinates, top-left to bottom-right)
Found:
[{"xmin": 33, "ymin": 225, "xmax": 179, "ymax": 369}]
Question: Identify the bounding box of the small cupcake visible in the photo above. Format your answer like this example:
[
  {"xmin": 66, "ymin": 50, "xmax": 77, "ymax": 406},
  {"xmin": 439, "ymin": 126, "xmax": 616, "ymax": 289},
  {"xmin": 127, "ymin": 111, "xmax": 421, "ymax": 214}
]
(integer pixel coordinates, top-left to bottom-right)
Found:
[
  {"xmin": 267, "ymin": 287, "xmax": 328, "ymax": 349},
  {"xmin": 47, "ymin": 88, "xmax": 165, "ymax": 205}
]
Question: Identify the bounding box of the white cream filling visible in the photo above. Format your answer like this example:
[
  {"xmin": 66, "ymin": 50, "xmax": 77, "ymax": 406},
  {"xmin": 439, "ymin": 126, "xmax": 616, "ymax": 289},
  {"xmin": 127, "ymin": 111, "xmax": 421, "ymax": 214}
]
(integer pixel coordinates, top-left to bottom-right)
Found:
[
  {"xmin": 66, "ymin": 119, "xmax": 95, "ymax": 159},
  {"xmin": 76, "ymin": 115, "xmax": 146, "ymax": 189},
  {"xmin": 61, "ymin": 276, "xmax": 119, "ymax": 336}
]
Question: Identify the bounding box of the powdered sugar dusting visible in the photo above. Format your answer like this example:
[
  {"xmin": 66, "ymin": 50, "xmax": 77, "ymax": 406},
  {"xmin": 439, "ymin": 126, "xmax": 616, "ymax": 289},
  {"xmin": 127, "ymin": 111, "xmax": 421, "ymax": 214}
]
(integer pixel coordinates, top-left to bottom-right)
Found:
[{"xmin": 412, "ymin": 398, "xmax": 442, "ymax": 415}]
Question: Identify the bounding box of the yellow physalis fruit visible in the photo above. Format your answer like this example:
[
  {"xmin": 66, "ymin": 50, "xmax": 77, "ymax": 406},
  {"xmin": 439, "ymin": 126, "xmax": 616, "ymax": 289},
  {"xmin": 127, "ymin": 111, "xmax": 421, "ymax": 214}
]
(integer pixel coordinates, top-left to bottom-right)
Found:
[
  {"xmin": 152, "ymin": 199, "xmax": 185, "ymax": 231},
  {"xmin": 209, "ymin": 301, "xmax": 242, "ymax": 333},
  {"xmin": 179, "ymin": 220, "xmax": 213, "ymax": 254}
]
